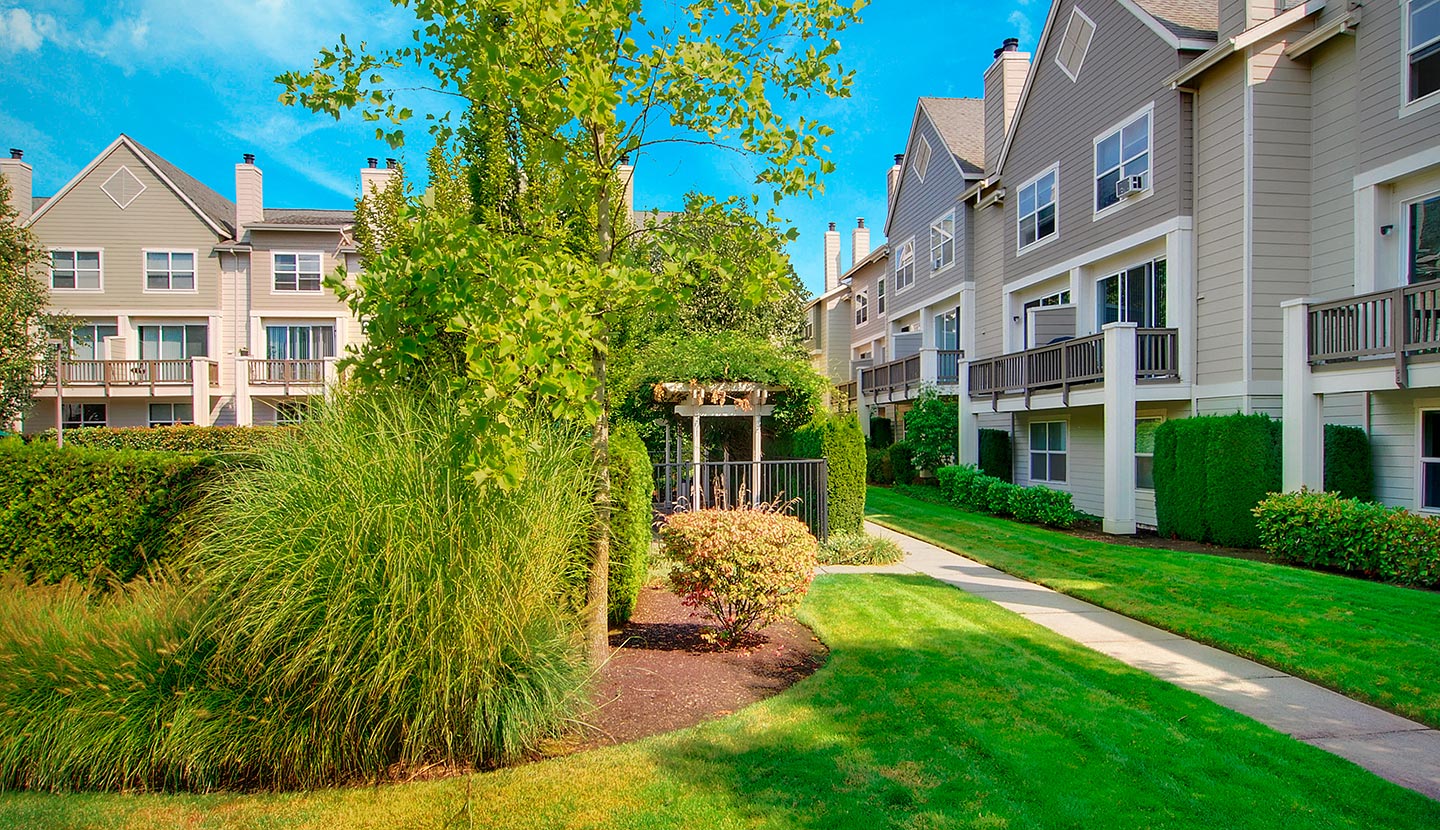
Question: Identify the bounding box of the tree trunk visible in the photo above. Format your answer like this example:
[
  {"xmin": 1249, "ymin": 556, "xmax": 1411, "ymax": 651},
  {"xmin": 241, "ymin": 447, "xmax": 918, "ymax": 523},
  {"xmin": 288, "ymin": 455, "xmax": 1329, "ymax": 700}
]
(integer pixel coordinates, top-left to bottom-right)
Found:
[{"xmin": 585, "ymin": 131, "xmax": 614, "ymax": 664}]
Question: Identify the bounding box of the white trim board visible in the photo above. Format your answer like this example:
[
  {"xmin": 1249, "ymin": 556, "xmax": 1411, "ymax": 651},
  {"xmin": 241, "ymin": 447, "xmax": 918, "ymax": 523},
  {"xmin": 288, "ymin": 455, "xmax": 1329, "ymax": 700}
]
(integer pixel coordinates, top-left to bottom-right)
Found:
[{"xmin": 1003, "ymin": 216, "xmax": 1190, "ymax": 293}]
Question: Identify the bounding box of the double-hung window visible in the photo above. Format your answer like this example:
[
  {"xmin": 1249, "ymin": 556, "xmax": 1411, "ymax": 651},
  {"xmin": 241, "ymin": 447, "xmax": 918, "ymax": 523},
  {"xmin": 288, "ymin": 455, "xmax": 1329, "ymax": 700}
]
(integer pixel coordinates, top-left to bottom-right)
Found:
[
  {"xmin": 1095, "ymin": 108, "xmax": 1151, "ymax": 214},
  {"xmin": 930, "ymin": 211, "xmax": 955, "ymax": 271},
  {"xmin": 1018, "ymin": 167, "xmax": 1058, "ymax": 251},
  {"xmin": 1136, "ymin": 417, "xmax": 1162, "ymax": 489},
  {"xmin": 1030, "ymin": 421, "xmax": 1067, "ymax": 483},
  {"xmin": 1409, "ymin": 0, "xmax": 1440, "ymax": 104},
  {"xmin": 1097, "ymin": 259, "xmax": 1167, "ymax": 328},
  {"xmin": 855, "ymin": 293, "xmax": 870, "ymax": 326},
  {"xmin": 148, "ymin": 403, "xmax": 194, "ymax": 427},
  {"xmin": 145, "ymin": 251, "xmax": 196, "ymax": 290},
  {"xmin": 273, "ymin": 252, "xmax": 323, "ymax": 292},
  {"xmin": 51, "ymin": 250, "xmax": 101, "ymax": 290},
  {"xmin": 895, "ymin": 239, "xmax": 915, "ymax": 290},
  {"xmin": 1410, "ymin": 193, "xmax": 1440, "ymax": 284},
  {"xmin": 62, "ymin": 403, "xmax": 106, "ymax": 429},
  {"xmin": 876, "ymin": 273, "xmax": 886, "ymax": 315},
  {"xmin": 1423, "ymin": 411, "xmax": 1440, "ymax": 511}
]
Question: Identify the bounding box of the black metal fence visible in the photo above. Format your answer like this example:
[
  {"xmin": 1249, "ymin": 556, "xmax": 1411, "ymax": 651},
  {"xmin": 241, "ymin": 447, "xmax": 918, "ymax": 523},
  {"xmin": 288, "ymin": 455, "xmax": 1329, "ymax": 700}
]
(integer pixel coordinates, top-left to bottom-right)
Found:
[{"xmin": 654, "ymin": 459, "xmax": 829, "ymax": 540}]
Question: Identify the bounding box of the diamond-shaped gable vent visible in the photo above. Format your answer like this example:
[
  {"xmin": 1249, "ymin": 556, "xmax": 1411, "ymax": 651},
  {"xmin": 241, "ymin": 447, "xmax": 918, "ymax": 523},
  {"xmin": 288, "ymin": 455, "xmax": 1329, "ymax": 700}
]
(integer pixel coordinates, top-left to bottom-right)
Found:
[{"xmin": 101, "ymin": 166, "xmax": 146, "ymax": 210}]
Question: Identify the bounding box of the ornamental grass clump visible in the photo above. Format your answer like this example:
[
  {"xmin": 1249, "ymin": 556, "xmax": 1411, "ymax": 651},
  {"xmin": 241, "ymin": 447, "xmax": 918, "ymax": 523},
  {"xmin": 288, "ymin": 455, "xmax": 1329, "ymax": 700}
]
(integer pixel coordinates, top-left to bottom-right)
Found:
[
  {"xmin": 661, "ymin": 507, "xmax": 818, "ymax": 646},
  {"xmin": 817, "ymin": 532, "xmax": 903, "ymax": 566}
]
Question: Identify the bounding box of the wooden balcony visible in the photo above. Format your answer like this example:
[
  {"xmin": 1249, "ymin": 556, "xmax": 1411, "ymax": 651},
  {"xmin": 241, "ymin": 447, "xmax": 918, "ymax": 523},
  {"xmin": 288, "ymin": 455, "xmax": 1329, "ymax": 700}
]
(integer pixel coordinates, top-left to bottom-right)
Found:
[
  {"xmin": 38, "ymin": 359, "xmax": 201, "ymax": 391},
  {"xmin": 1307, "ymin": 283, "xmax": 1440, "ymax": 385},
  {"xmin": 835, "ymin": 381, "xmax": 857, "ymax": 411},
  {"xmin": 247, "ymin": 359, "xmax": 330, "ymax": 387},
  {"xmin": 858, "ymin": 350, "xmax": 964, "ymax": 399},
  {"xmin": 968, "ymin": 328, "xmax": 1179, "ymax": 403}
]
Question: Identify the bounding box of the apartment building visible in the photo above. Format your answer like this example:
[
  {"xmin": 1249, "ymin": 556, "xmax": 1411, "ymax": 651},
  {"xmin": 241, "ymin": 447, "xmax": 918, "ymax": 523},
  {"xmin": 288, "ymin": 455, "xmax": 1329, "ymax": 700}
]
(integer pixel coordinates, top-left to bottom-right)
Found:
[
  {"xmin": 802, "ymin": 218, "xmax": 879, "ymax": 414},
  {"xmin": 0, "ymin": 135, "xmax": 383, "ymax": 432}
]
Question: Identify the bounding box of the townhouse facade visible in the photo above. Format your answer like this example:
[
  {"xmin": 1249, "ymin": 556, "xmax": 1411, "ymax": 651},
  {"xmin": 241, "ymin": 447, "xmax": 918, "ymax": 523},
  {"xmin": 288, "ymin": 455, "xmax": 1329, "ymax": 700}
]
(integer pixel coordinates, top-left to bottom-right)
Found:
[
  {"xmin": 813, "ymin": 0, "xmax": 1440, "ymax": 532},
  {"xmin": 0, "ymin": 135, "xmax": 381, "ymax": 432}
]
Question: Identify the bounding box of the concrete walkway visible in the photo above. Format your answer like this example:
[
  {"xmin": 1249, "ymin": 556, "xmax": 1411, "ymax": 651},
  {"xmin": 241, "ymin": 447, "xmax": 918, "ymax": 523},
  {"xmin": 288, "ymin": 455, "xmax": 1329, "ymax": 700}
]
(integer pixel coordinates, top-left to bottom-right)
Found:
[{"xmin": 819, "ymin": 521, "xmax": 1440, "ymax": 801}]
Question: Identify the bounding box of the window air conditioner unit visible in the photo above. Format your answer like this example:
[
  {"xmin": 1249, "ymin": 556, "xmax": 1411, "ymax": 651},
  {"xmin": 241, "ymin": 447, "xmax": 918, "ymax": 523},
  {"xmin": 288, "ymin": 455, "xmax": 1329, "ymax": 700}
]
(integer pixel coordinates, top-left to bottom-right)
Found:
[{"xmin": 1115, "ymin": 174, "xmax": 1145, "ymax": 198}]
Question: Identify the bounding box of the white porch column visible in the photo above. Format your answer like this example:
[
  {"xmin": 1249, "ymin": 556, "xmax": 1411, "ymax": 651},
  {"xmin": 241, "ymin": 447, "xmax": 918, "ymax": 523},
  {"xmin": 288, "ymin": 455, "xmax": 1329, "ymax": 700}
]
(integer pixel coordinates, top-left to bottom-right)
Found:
[
  {"xmin": 236, "ymin": 357, "xmax": 253, "ymax": 426},
  {"xmin": 919, "ymin": 347, "xmax": 938, "ymax": 385},
  {"xmin": 691, "ymin": 401, "xmax": 702, "ymax": 508},
  {"xmin": 957, "ymin": 359, "xmax": 979, "ymax": 467},
  {"xmin": 750, "ymin": 390, "xmax": 763, "ymax": 505},
  {"xmin": 190, "ymin": 357, "xmax": 213, "ymax": 427},
  {"xmin": 1282, "ymin": 298, "xmax": 1323, "ymax": 491},
  {"xmin": 1102, "ymin": 322, "xmax": 1138, "ymax": 535},
  {"xmin": 855, "ymin": 367, "xmax": 872, "ymax": 439}
]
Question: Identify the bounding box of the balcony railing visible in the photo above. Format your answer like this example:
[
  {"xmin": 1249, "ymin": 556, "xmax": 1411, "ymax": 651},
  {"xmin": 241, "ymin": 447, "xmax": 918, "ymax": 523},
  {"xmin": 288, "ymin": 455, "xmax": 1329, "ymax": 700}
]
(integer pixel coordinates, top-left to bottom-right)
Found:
[
  {"xmin": 248, "ymin": 359, "xmax": 330, "ymax": 386},
  {"xmin": 836, "ymin": 381, "xmax": 857, "ymax": 410},
  {"xmin": 38, "ymin": 359, "xmax": 195, "ymax": 390},
  {"xmin": 859, "ymin": 350, "xmax": 965, "ymax": 398},
  {"xmin": 969, "ymin": 328, "xmax": 1179, "ymax": 401},
  {"xmin": 1308, "ymin": 284, "xmax": 1440, "ymax": 382}
]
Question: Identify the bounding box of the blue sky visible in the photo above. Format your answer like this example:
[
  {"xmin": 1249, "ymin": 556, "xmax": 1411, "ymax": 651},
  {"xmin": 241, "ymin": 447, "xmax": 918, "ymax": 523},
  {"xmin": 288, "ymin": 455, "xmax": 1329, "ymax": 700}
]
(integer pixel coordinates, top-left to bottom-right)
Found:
[{"xmin": 0, "ymin": 0, "xmax": 1040, "ymax": 296}]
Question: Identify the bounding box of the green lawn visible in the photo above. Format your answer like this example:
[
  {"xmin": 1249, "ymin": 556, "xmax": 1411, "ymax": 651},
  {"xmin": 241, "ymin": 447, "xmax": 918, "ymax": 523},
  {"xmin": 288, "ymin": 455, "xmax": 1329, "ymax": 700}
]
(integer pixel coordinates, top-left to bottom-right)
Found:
[
  {"xmin": 867, "ymin": 486, "xmax": 1440, "ymax": 729},
  {"xmin": 3, "ymin": 575, "xmax": 1436, "ymax": 829}
]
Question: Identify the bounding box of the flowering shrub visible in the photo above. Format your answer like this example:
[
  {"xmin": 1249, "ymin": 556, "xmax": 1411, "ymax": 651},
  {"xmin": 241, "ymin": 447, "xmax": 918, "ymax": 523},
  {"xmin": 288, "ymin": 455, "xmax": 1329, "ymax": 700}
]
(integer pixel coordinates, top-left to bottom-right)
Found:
[
  {"xmin": 660, "ymin": 507, "xmax": 818, "ymax": 646},
  {"xmin": 1253, "ymin": 490, "xmax": 1440, "ymax": 587}
]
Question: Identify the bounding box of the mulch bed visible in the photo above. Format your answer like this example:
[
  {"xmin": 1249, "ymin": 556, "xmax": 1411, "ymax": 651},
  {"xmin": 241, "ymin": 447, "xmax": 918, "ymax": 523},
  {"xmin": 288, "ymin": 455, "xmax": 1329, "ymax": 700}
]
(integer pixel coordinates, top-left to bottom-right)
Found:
[{"xmin": 568, "ymin": 586, "xmax": 827, "ymax": 751}]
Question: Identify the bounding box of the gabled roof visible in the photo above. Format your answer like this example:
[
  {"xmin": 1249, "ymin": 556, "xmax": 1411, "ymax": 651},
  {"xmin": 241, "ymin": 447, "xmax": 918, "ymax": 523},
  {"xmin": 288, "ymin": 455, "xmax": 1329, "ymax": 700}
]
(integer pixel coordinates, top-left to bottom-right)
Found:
[
  {"xmin": 917, "ymin": 97, "xmax": 987, "ymax": 176},
  {"xmin": 1132, "ymin": 0, "xmax": 1218, "ymax": 40},
  {"xmin": 26, "ymin": 134, "xmax": 236, "ymax": 238},
  {"xmin": 31, "ymin": 197, "xmax": 47, "ymax": 212},
  {"xmin": 261, "ymin": 208, "xmax": 355, "ymax": 227}
]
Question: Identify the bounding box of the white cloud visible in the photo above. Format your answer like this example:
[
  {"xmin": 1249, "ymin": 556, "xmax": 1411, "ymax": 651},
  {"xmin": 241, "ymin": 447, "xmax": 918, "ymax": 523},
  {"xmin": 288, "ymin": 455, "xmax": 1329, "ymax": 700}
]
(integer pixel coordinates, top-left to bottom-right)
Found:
[
  {"xmin": 1007, "ymin": 10, "xmax": 1033, "ymax": 46},
  {"xmin": 223, "ymin": 109, "xmax": 355, "ymax": 198},
  {"xmin": 0, "ymin": 7, "xmax": 57, "ymax": 53}
]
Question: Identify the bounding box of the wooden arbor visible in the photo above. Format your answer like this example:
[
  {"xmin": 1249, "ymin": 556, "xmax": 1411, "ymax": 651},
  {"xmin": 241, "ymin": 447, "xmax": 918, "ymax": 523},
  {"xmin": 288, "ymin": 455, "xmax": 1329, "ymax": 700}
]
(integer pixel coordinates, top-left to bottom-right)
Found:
[{"xmin": 653, "ymin": 381, "xmax": 777, "ymax": 507}]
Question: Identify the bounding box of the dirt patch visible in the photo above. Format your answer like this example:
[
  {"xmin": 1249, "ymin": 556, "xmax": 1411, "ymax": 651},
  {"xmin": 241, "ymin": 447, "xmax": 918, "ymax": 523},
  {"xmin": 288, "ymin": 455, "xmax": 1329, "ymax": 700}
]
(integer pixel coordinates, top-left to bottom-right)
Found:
[{"xmin": 568, "ymin": 586, "xmax": 827, "ymax": 750}]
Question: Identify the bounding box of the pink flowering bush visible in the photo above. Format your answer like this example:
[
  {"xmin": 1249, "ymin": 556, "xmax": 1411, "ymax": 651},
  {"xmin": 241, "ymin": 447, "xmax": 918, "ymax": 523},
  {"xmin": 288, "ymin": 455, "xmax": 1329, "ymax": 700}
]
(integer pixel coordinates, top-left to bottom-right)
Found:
[{"xmin": 660, "ymin": 507, "xmax": 819, "ymax": 646}]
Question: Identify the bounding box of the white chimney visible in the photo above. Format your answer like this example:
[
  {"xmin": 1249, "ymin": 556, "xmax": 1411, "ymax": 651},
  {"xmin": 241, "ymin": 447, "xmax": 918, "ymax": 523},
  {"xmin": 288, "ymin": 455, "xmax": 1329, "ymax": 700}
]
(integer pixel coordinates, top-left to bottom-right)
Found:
[
  {"xmin": 360, "ymin": 157, "xmax": 399, "ymax": 197},
  {"xmin": 235, "ymin": 153, "xmax": 263, "ymax": 233},
  {"xmin": 0, "ymin": 148, "xmax": 33, "ymax": 225},
  {"xmin": 617, "ymin": 154, "xmax": 635, "ymax": 219},
  {"xmin": 984, "ymin": 39, "xmax": 1030, "ymax": 176},
  {"xmin": 852, "ymin": 217, "xmax": 870, "ymax": 264},
  {"xmin": 886, "ymin": 153, "xmax": 904, "ymax": 205},
  {"xmin": 824, "ymin": 221, "xmax": 842, "ymax": 292}
]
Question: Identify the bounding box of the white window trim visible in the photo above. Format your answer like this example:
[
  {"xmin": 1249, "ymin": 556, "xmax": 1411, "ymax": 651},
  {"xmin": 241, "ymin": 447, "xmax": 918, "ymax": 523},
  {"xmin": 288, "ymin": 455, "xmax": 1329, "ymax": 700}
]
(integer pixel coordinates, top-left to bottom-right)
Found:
[
  {"xmin": 855, "ymin": 292, "xmax": 870, "ymax": 326},
  {"xmin": 913, "ymin": 136, "xmax": 932, "ymax": 183},
  {"xmin": 271, "ymin": 251, "xmax": 326, "ymax": 294},
  {"xmin": 48, "ymin": 247, "xmax": 105, "ymax": 293},
  {"xmin": 1135, "ymin": 413, "xmax": 1166, "ymax": 491},
  {"xmin": 895, "ymin": 237, "xmax": 917, "ymax": 293},
  {"xmin": 140, "ymin": 248, "xmax": 201, "ymax": 294},
  {"xmin": 1418, "ymin": 402, "xmax": 1440, "ymax": 514},
  {"xmin": 1093, "ymin": 102, "xmax": 1156, "ymax": 223},
  {"xmin": 61, "ymin": 402, "xmax": 108, "ymax": 430},
  {"xmin": 1029, "ymin": 418, "xmax": 1069, "ymax": 485},
  {"xmin": 876, "ymin": 273, "xmax": 887, "ymax": 316},
  {"xmin": 1016, "ymin": 164, "xmax": 1061, "ymax": 256},
  {"xmin": 1055, "ymin": 7, "xmax": 1097, "ymax": 83},
  {"xmin": 930, "ymin": 209, "xmax": 958, "ymax": 274},
  {"xmin": 148, "ymin": 402, "xmax": 195, "ymax": 428},
  {"xmin": 1402, "ymin": 0, "xmax": 1440, "ymax": 117}
]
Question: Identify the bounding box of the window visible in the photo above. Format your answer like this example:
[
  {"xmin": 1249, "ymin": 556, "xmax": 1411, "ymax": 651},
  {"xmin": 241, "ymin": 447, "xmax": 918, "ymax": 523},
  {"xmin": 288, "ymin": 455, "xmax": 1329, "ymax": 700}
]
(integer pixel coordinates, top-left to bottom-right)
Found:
[
  {"xmin": 273, "ymin": 399, "xmax": 311, "ymax": 426},
  {"xmin": 1030, "ymin": 421, "xmax": 1067, "ymax": 483},
  {"xmin": 51, "ymin": 250, "xmax": 101, "ymax": 290},
  {"xmin": 804, "ymin": 317, "xmax": 814, "ymax": 342},
  {"xmin": 895, "ymin": 239, "xmax": 916, "ymax": 291},
  {"xmin": 62, "ymin": 403, "xmax": 106, "ymax": 430},
  {"xmin": 1095, "ymin": 108, "xmax": 1151, "ymax": 214},
  {"xmin": 70, "ymin": 323, "xmax": 118, "ymax": 360},
  {"xmin": 1018, "ymin": 167, "xmax": 1058, "ymax": 251},
  {"xmin": 930, "ymin": 211, "xmax": 956, "ymax": 271},
  {"xmin": 913, "ymin": 137, "xmax": 932, "ymax": 182},
  {"xmin": 1410, "ymin": 194, "xmax": 1440, "ymax": 284},
  {"xmin": 1409, "ymin": 0, "xmax": 1440, "ymax": 103},
  {"xmin": 1024, "ymin": 289, "xmax": 1072, "ymax": 347},
  {"xmin": 1055, "ymin": 8, "xmax": 1096, "ymax": 81},
  {"xmin": 274, "ymin": 252, "xmax": 323, "ymax": 292},
  {"xmin": 934, "ymin": 311, "xmax": 958, "ymax": 350},
  {"xmin": 1423, "ymin": 410, "xmax": 1440, "ymax": 510},
  {"xmin": 148, "ymin": 403, "xmax": 194, "ymax": 427},
  {"xmin": 145, "ymin": 251, "xmax": 196, "ymax": 291},
  {"xmin": 139, "ymin": 324, "xmax": 208, "ymax": 360},
  {"xmin": 876, "ymin": 272, "xmax": 887, "ymax": 314},
  {"xmin": 1136, "ymin": 417, "xmax": 1162, "ymax": 489},
  {"xmin": 1097, "ymin": 259, "xmax": 1167, "ymax": 328},
  {"xmin": 855, "ymin": 293, "xmax": 870, "ymax": 326}
]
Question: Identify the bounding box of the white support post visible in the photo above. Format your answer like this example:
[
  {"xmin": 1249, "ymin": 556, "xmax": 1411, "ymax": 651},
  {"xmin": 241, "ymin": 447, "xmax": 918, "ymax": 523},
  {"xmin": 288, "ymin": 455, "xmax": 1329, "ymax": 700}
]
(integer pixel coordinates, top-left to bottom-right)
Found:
[
  {"xmin": 1282, "ymin": 298, "xmax": 1323, "ymax": 491},
  {"xmin": 191, "ymin": 357, "xmax": 212, "ymax": 427},
  {"xmin": 236, "ymin": 357, "xmax": 253, "ymax": 426},
  {"xmin": 855, "ymin": 367, "xmax": 872, "ymax": 439},
  {"xmin": 1102, "ymin": 323, "xmax": 1138, "ymax": 535},
  {"xmin": 957, "ymin": 359, "xmax": 978, "ymax": 467},
  {"xmin": 919, "ymin": 347, "xmax": 938, "ymax": 386},
  {"xmin": 691, "ymin": 400, "xmax": 702, "ymax": 509},
  {"xmin": 751, "ymin": 394, "xmax": 763, "ymax": 506}
]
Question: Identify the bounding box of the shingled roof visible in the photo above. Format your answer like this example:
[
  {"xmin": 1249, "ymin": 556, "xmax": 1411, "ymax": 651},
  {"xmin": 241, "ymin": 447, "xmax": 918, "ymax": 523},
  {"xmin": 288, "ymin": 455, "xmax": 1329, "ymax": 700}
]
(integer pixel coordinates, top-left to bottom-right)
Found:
[
  {"xmin": 1133, "ymin": 0, "xmax": 1218, "ymax": 40},
  {"xmin": 125, "ymin": 135, "xmax": 237, "ymax": 238},
  {"xmin": 261, "ymin": 208, "xmax": 355, "ymax": 227},
  {"xmin": 917, "ymin": 97, "xmax": 986, "ymax": 176}
]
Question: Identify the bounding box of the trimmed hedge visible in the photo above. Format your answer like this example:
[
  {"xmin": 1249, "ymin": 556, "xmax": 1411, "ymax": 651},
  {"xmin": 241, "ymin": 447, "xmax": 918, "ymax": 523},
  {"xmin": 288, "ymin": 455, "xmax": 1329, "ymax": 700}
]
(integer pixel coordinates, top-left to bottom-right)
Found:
[
  {"xmin": 37, "ymin": 425, "xmax": 296, "ymax": 455},
  {"xmin": 869, "ymin": 417, "xmax": 894, "ymax": 449},
  {"xmin": 1254, "ymin": 490, "xmax": 1440, "ymax": 587},
  {"xmin": 866, "ymin": 447, "xmax": 894, "ymax": 485},
  {"xmin": 936, "ymin": 465, "xmax": 1077, "ymax": 528},
  {"xmin": 608, "ymin": 422, "xmax": 655, "ymax": 626},
  {"xmin": 890, "ymin": 442, "xmax": 917, "ymax": 485},
  {"xmin": 1154, "ymin": 414, "xmax": 1280, "ymax": 547},
  {"xmin": 978, "ymin": 428, "xmax": 1013, "ymax": 483},
  {"xmin": 796, "ymin": 412, "xmax": 866, "ymax": 535},
  {"xmin": 0, "ymin": 438, "xmax": 212, "ymax": 582},
  {"xmin": 1324, "ymin": 424, "xmax": 1374, "ymax": 502}
]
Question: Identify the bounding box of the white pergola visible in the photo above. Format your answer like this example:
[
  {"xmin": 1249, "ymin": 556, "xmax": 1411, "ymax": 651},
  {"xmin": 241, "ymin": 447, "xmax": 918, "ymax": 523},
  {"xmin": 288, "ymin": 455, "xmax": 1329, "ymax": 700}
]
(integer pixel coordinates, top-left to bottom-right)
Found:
[{"xmin": 653, "ymin": 380, "xmax": 779, "ymax": 506}]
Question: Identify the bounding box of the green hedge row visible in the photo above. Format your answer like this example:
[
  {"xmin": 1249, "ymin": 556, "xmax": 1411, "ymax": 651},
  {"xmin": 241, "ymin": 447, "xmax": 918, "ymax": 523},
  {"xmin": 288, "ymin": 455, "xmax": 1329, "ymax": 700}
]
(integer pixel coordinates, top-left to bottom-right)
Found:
[
  {"xmin": 978, "ymin": 428, "xmax": 1013, "ymax": 483},
  {"xmin": 868, "ymin": 417, "xmax": 894, "ymax": 449},
  {"xmin": 1324, "ymin": 424, "xmax": 1374, "ymax": 501},
  {"xmin": 37, "ymin": 425, "xmax": 296, "ymax": 455},
  {"xmin": 796, "ymin": 412, "xmax": 866, "ymax": 535},
  {"xmin": 889, "ymin": 443, "xmax": 917, "ymax": 485},
  {"xmin": 608, "ymin": 422, "xmax": 655, "ymax": 625},
  {"xmin": 866, "ymin": 447, "xmax": 893, "ymax": 485},
  {"xmin": 1154, "ymin": 414, "xmax": 1281, "ymax": 547},
  {"xmin": 1253, "ymin": 490, "xmax": 1440, "ymax": 587},
  {"xmin": 936, "ymin": 465, "xmax": 1077, "ymax": 528},
  {"xmin": 0, "ymin": 439, "xmax": 213, "ymax": 582}
]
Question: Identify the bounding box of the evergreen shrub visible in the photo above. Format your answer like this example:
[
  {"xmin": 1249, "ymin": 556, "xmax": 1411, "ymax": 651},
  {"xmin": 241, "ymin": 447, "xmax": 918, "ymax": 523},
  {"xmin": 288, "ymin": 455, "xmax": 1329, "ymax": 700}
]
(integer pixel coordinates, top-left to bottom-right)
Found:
[
  {"xmin": 1324, "ymin": 424, "xmax": 1374, "ymax": 502},
  {"xmin": 795, "ymin": 412, "xmax": 866, "ymax": 534},
  {"xmin": 978, "ymin": 428, "xmax": 1013, "ymax": 482},
  {"xmin": 890, "ymin": 442, "xmax": 917, "ymax": 485},
  {"xmin": 935, "ymin": 465, "xmax": 1077, "ymax": 528},
  {"xmin": 1155, "ymin": 414, "xmax": 1281, "ymax": 546},
  {"xmin": 869, "ymin": 417, "xmax": 894, "ymax": 449},
  {"xmin": 36, "ymin": 425, "xmax": 294, "ymax": 456},
  {"xmin": 866, "ymin": 447, "xmax": 894, "ymax": 485},
  {"xmin": 608, "ymin": 422, "xmax": 655, "ymax": 625},
  {"xmin": 1254, "ymin": 490, "xmax": 1440, "ymax": 587}
]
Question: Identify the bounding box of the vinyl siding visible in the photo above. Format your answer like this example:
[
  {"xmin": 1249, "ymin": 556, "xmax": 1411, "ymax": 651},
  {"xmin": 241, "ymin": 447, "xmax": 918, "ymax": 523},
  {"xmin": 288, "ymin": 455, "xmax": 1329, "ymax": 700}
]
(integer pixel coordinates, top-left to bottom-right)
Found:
[
  {"xmin": 1367, "ymin": 388, "xmax": 1440, "ymax": 510},
  {"xmin": 971, "ymin": 199, "xmax": 1007, "ymax": 359},
  {"xmin": 1196, "ymin": 395, "xmax": 1245, "ymax": 415},
  {"xmin": 1000, "ymin": 0, "xmax": 1190, "ymax": 285},
  {"xmin": 885, "ymin": 111, "xmax": 974, "ymax": 324},
  {"xmin": 1323, "ymin": 391, "xmax": 1367, "ymax": 427},
  {"xmin": 22, "ymin": 399, "xmax": 179, "ymax": 432},
  {"xmin": 1193, "ymin": 54, "xmax": 1247, "ymax": 387},
  {"xmin": 247, "ymin": 230, "xmax": 350, "ymax": 313},
  {"xmin": 1015, "ymin": 407, "xmax": 1106, "ymax": 518},
  {"xmin": 1308, "ymin": 31, "xmax": 1358, "ymax": 300},
  {"xmin": 849, "ymin": 258, "xmax": 888, "ymax": 350},
  {"xmin": 1355, "ymin": 0, "xmax": 1440, "ymax": 172}
]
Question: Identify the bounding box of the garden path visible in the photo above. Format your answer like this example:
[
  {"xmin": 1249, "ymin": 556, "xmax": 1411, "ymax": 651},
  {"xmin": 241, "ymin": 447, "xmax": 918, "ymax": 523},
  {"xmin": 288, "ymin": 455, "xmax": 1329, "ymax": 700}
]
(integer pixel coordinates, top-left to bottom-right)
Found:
[{"xmin": 820, "ymin": 522, "xmax": 1440, "ymax": 801}]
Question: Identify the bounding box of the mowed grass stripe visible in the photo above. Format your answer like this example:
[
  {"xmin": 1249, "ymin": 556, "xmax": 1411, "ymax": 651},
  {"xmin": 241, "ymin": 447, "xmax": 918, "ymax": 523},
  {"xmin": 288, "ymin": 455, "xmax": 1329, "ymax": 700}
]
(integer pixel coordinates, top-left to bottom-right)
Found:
[{"xmin": 2, "ymin": 575, "xmax": 1437, "ymax": 829}]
